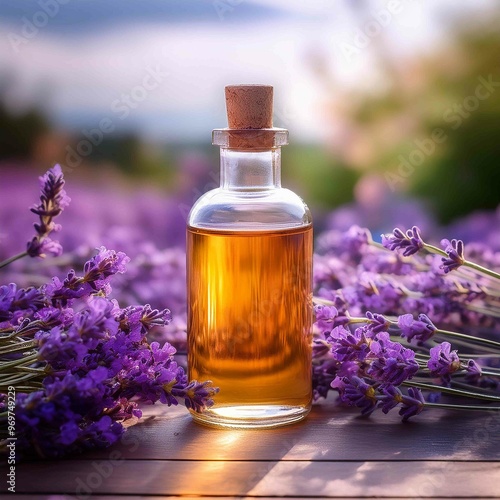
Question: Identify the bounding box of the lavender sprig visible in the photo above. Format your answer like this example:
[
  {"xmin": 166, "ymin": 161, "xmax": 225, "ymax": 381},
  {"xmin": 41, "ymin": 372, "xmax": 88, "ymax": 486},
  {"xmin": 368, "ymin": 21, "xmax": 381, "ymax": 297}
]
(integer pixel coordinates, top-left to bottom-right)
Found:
[
  {"xmin": 0, "ymin": 165, "xmax": 69, "ymax": 270},
  {"xmin": 382, "ymin": 225, "xmax": 500, "ymax": 281}
]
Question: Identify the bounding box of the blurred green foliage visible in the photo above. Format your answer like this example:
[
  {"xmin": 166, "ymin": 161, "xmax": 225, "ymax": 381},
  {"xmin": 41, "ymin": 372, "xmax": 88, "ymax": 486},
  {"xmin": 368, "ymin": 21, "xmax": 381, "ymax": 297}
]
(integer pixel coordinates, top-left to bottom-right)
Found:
[
  {"xmin": 333, "ymin": 19, "xmax": 500, "ymax": 223},
  {"xmin": 0, "ymin": 98, "xmax": 48, "ymax": 159},
  {"xmin": 284, "ymin": 146, "xmax": 358, "ymax": 208}
]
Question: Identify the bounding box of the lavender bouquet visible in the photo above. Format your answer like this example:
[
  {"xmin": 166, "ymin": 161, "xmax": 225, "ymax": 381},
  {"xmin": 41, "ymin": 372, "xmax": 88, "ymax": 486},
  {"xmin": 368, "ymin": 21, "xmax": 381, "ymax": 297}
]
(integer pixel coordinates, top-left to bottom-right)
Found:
[
  {"xmin": 0, "ymin": 166, "xmax": 217, "ymax": 458},
  {"xmin": 312, "ymin": 225, "xmax": 500, "ymax": 420}
]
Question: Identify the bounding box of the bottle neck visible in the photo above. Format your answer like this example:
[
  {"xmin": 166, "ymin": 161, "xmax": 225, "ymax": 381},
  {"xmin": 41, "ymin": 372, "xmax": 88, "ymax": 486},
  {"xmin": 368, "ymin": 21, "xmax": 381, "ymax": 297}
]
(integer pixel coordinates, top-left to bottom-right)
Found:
[{"xmin": 220, "ymin": 148, "xmax": 281, "ymax": 191}]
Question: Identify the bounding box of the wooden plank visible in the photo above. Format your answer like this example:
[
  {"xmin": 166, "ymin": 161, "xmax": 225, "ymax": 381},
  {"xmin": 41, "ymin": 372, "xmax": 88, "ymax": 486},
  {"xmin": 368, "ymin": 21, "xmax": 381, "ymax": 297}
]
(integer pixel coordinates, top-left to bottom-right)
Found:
[
  {"xmin": 69, "ymin": 402, "xmax": 500, "ymax": 462},
  {"xmin": 4, "ymin": 460, "xmax": 499, "ymax": 497}
]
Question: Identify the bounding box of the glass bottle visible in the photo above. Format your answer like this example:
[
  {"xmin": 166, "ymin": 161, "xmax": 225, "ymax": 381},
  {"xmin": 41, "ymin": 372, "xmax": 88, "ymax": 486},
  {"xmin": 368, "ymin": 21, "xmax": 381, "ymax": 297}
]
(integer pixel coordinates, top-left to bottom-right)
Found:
[{"xmin": 187, "ymin": 85, "xmax": 313, "ymax": 428}]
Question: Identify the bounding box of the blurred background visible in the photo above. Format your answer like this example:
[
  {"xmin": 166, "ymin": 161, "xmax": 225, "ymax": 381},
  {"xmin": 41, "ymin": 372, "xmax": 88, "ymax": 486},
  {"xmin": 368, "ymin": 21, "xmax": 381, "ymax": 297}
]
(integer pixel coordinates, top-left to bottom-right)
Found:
[{"xmin": 1, "ymin": 0, "xmax": 500, "ymax": 260}]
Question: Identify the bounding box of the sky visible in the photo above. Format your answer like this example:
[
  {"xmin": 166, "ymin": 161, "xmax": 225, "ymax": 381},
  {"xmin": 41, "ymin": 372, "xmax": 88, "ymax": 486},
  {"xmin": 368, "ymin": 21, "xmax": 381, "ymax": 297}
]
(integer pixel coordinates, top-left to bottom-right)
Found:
[{"xmin": 0, "ymin": 0, "xmax": 496, "ymax": 143}]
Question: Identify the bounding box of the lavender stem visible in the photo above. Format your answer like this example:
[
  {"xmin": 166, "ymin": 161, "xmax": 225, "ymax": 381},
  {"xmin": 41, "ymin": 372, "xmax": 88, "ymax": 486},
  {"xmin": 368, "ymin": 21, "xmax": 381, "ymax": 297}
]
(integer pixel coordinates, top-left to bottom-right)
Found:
[{"xmin": 0, "ymin": 251, "xmax": 29, "ymax": 269}]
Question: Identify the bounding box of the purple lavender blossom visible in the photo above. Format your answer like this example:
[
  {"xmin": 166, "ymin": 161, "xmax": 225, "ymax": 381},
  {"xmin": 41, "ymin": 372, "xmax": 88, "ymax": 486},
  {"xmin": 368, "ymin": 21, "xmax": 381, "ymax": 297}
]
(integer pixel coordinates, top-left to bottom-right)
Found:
[
  {"xmin": 398, "ymin": 313, "xmax": 436, "ymax": 343},
  {"xmin": 382, "ymin": 226, "xmax": 424, "ymax": 257},
  {"xmin": 365, "ymin": 311, "xmax": 390, "ymax": 334},
  {"xmin": 312, "ymin": 358, "xmax": 339, "ymax": 400},
  {"xmin": 465, "ymin": 359, "xmax": 482, "ymax": 377},
  {"xmin": 333, "ymin": 375, "xmax": 379, "ymax": 416},
  {"xmin": 340, "ymin": 225, "xmax": 371, "ymax": 254},
  {"xmin": 327, "ymin": 325, "xmax": 371, "ymax": 362},
  {"xmin": 45, "ymin": 247, "xmax": 130, "ymax": 305},
  {"xmin": 26, "ymin": 237, "xmax": 63, "ymax": 259},
  {"xmin": 0, "ymin": 283, "xmax": 46, "ymax": 326},
  {"xmin": 428, "ymin": 342, "xmax": 461, "ymax": 381},
  {"xmin": 314, "ymin": 304, "xmax": 339, "ymax": 334},
  {"xmin": 440, "ymin": 238, "xmax": 465, "ymax": 273},
  {"xmin": 367, "ymin": 332, "xmax": 419, "ymax": 385},
  {"xmin": 26, "ymin": 165, "xmax": 70, "ymax": 259},
  {"xmin": 399, "ymin": 387, "xmax": 425, "ymax": 422},
  {"xmin": 379, "ymin": 384, "xmax": 403, "ymax": 414},
  {"xmin": 181, "ymin": 380, "xmax": 220, "ymax": 412},
  {"xmin": 14, "ymin": 369, "xmax": 121, "ymax": 458}
]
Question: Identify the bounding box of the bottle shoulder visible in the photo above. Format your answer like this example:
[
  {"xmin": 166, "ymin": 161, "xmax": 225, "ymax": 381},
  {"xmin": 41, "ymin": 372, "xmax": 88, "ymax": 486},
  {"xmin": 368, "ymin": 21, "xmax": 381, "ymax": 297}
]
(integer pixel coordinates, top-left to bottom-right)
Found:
[{"xmin": 188, "ymin": 187, "xmax": 312, "ymax": 231}]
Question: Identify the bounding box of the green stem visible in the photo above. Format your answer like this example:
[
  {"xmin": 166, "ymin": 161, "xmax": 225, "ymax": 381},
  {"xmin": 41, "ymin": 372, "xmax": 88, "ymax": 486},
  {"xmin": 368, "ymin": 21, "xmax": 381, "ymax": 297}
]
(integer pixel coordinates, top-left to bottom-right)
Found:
[
  {"xmin": 423, "ymin": 243, "xmax": 448, "ymax": 257},
  {"xmin": 0, "ymin": 353, "xmax": 38, "ymax": 372},
  {"xmin": 465, "ymin": 260, "xmax": 500, "ymax": 281},
  {"xmin": 0, "ymin": 251, "xmax": 29, "ymax": 269},
  {"xmin": 346, "ymin": 314, "xmax": 500, "ymax": 351},
  {"xmin": 0, "ymin": 340, "xmax": 38, "ymax": 355},
  {"xmin": 370, "ymin": 241, "xmax": 386, "ymax": 251},
  {"xmin": 313, "ymin": 297, "xmax": 336, "ymax": 306},
  {"xmin": 464, "ymin": 303, "xmax": 500, "ymax": 318},
  {"xmin": 452, "ymin": 380, "xmax": 500, "ymax": 396},
  {"xmin": 0, "ymin": 372, "xmax": 42, "ymax": 386},
  {"xmin": 403, "ymin": 381, "xmax": 500, "ymax": 402},
  {"xmin": 415, "ymin": 364, "xmax": 500, "ymax": 378},
  {"xmin": 465, "ymin": 353, "xmax": 500, "ymax": 358},
  {"xmin": 480, "ymin": 367, "xmax": 500, "ymax": 376},
  {"xmin": 435, "ymin": 328, "xmax": 500, "ymax": 349},
  {"xmin": 425, "ymin": 402, "xmax": 500, "ymax": 411}
]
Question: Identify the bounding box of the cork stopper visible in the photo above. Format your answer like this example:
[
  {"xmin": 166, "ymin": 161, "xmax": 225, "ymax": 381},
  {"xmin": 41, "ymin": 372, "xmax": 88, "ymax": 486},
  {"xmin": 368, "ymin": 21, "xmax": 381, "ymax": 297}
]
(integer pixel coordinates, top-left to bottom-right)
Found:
[
  {"xmin": 225, "ymin": 85, "xmax": 273, "ymax": 129},
  {"xmin": 213, "ymin": 84, "xmax": 287, "ymax": 150}
]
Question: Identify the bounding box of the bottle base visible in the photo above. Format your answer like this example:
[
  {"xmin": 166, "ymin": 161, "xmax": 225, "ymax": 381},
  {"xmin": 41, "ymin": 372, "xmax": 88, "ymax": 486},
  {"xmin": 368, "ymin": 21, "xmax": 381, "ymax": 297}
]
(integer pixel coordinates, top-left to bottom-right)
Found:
[{"xmin": 189, "ymin": 404, "xmax": 311, "ymax": 429}]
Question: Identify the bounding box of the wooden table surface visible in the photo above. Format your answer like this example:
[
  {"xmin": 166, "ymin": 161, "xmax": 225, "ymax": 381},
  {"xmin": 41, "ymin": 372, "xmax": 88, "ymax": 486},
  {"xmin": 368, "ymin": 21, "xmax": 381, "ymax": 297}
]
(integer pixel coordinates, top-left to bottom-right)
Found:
[{"xmin": 2, "ymin": 399, "xmax": 500, "ymax": 499}]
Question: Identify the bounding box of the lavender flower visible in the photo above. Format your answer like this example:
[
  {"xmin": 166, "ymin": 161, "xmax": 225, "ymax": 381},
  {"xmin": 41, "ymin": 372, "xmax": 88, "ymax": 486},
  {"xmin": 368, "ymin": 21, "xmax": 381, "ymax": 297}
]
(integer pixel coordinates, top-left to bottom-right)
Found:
[
  {"xmin": 26, "ymin": 165, "xmax": 70, "ymax": 258},
  {"xmin": 367, "ymin": 332, "xmax": 419, "ymax": 385},
  {"xmin": 440, "ymin": 238, "xmax": 465, "ymax": 273},
  {"xmin": 397, "ymin": 313, "xmax": 436, "ymax": 343},
  {"xmin": 382, "ymin": 226, "xmax": 424, "ymax": 257},
  {"xmin": 333, "ymin": 375, "xmax": 379, "ymax": 416},
  {"xmin": 379, "ymin": 384, "xmax": 403, "ymax": 414},
  {"xmin": 45, "ymin": 247, "xmax": 130, "ymax": 305},
  {"xmin": 365, "ymin": 311, "xmax": 390, "ymax": 334},
  {"xmin": 428, "ymin": 342, "xmax": 461, "ymax": 380},
  {"xmin": 314, "ymin": 304, "xmax": 339, "ymax": 334},
  {"xmin": 340, "ymin": 225, "xmax": 371, "ymax": 254},
  {"xmin": 399, "ymin": 387, "xmax": 425, "ymax": 422},
  {"xmin": 312, "ymin": 357, "xmax": 340, "ymax": 400},
  {"xmin": 465, "ymin": 359, "xmax": 482, "ymax": 377},
  {"xmin": 327, "ymin": 325, "xmax": 371, "ymax": 362}
]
